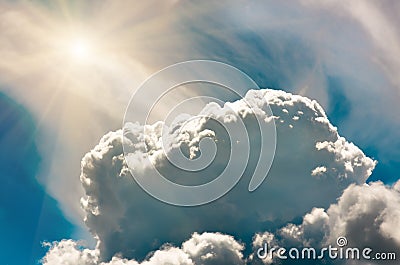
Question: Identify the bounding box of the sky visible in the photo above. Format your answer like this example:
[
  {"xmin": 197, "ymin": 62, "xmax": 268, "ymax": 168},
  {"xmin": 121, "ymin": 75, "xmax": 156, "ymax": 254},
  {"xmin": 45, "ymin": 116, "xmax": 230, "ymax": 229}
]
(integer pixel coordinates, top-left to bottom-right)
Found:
[
  {"xmin": 0, "ymin": 1, "xmax": 399, "ymax": 264},
  {"xmin": 0, "ymin": 93, "xmax": 74, "ymax": 264}
]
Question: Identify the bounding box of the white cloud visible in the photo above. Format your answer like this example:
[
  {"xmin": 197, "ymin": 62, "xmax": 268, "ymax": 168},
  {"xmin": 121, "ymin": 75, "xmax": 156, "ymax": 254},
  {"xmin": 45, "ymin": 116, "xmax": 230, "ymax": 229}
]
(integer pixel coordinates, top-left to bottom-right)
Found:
[
  {"xmin": 250, "ymin": 232, "xmax": 279, "ymax": 264},
  {"xmin": 326, "ymin": 181, "xmax": 400, "ymax": 251},
  {"xmin": 41, "ymin": 88, "xmax": 400, "ymax": 265},
  {"xmin": 315, "ymin": 137, "xmax": 375, "ymax": 179},
  {"xmin": 72, "ymin": 89, "xmax": 375, "ymax": 262},
  {"xmin": 43, "ymin": 232, "xmax": 245, "ymax": 265},
  {"xmin": 42, "ymin": 240, "xmax": 98, "ymax": 265},
  {"xmin": 255, "ymin": 180, "xmax": 400, "ymax": 264},
  {"xmin": 312, "ymin": 166, "xmax": 327, "ymax": 177},
  {"xmin": 182, "ymin": 232, "xmax": 245, "ymax": 265}
]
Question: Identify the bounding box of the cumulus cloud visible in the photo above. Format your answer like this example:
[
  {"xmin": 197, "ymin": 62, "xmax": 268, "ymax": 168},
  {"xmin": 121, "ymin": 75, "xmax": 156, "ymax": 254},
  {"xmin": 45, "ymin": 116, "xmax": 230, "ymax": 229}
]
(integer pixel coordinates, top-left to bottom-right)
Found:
[
  {"xmin": 42, "ymin": 232, "xmax": 245, "ymax": 265},
  {"xmin": 42, "ymin": 240, "xmax": 98, "ymax": 265},
  {"xmin": 62, "ymin": 89, "xmax": 376, "ymax": 263},
  {"xmin": 182, "ymin": 232, "xmax": 245, "ymax": 265},
  {"xmin": 68, "ymin": 176, "xmax": 400, "ymax": 265},
  {"xmin": 252, "ymin": 180, "xmax": 400, "ymax": 264},
  {"xmin": 327, "ymin": 181, "xmax": 400, "ymax": 253},
  {"xmin": 3, "ymin": 0, "xmax": 400, "ymax": 237}
]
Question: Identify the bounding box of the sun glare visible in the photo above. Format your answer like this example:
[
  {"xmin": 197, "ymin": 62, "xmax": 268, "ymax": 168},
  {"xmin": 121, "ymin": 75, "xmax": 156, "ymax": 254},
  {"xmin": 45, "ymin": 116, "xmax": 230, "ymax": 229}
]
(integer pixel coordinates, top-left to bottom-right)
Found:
[{"xmin": 68, "ymin": 38, "xmax": 91, "ymax": 61}]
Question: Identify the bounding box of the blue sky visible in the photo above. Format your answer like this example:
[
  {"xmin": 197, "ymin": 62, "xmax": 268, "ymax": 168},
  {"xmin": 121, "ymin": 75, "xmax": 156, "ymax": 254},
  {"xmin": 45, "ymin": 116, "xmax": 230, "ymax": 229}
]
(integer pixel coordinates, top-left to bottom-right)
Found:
[
  {"xmin": 0, "ymin": 1, "xmax": 400, "ymax": 264},
  {"xmin": 0, "ymin": 93, "xmax": 73, "ymax": 264}
]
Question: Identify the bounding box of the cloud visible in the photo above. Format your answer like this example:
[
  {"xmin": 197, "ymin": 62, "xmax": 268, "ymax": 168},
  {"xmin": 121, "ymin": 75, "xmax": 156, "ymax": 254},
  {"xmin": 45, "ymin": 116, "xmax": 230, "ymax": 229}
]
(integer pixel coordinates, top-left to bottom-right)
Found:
[
  {"xmin": 2, "ymin": 0, "xmax": 400, "ymax": 236},
  {"xmin": 42, "ymin": 232, "xmax": 245, "ymax": 265},
  {"xmin": 327, "ymin": 181, "xmax": 400, "ymax": 253},
  {"xmin": 252, "ymin": 180, "xmax": 400, "ymax": 264},
  {"xmin": 69, "ymin": 89, "xmax": 375, "ymax": 262},
  {"xmin": 45, "ymin": 177, "xmax": 400, "ymax": 265},
  {"xmin": 182, "ymin": 232, "xmax": 245, "ymax": 265},
  {"xmin": 173, "ymin": 0, "xmax": 400, "ymax": 186},
  {"xmin": 303, "ymin": 0, "xmax": 400, "ymax": 89},
  {"xmin": 42, "ymin": 240, "xmax": 98, "ymax": 265},
  {"xmin": 0, "ymin": 1, "xmax": 396, "ymax": 264}
]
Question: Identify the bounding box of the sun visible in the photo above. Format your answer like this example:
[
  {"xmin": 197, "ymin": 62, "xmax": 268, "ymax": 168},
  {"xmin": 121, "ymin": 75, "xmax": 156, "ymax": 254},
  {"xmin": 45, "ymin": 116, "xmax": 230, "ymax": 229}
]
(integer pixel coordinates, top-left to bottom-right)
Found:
[{"xmin": 68, "ymin": 37, "xmax": 92, "ymax": 62}]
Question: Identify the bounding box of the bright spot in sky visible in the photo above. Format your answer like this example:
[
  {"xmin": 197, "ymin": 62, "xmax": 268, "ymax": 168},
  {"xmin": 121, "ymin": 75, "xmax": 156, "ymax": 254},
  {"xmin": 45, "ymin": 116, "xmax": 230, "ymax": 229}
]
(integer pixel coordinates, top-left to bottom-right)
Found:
[{"xmin": 69, "ymin": 38, "xmax": 91, "ymax": 61}]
